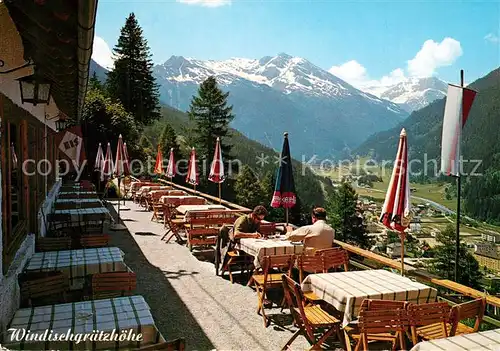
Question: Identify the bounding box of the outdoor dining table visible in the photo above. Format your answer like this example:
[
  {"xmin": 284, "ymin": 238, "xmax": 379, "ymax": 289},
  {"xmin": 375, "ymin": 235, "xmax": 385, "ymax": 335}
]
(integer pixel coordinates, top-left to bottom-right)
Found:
[
  {"xmin": 176, "ymin": 204, "xmax": 227, "ymax": 215},
  {"xmin": 238, "ymin": 236, "xmax": 304, "ymax": 268},
  {"xmin": 301, "ymin": 269, "xmax": 438, "ymax": 326},
  {"xmin": 410, "ymin": 328, "xmax": 500, "ymax": 350},
  {"xmin": 159, "ymin": 195, "xmax": 205, "ymax": 205},
  {"xmin": 53, "ymin": 207, "xmax": 110, "ymax": 224},
  {"xmin": 58, "ymin": 191, "xmax": 99, "ymax": 199},
  {"xmin": 4, "ymin": 295, "xmax": 164, "ymax": 350},
  {"xmin": 24, "ymin": 247, "xmax": 128, "ymax": 290}
]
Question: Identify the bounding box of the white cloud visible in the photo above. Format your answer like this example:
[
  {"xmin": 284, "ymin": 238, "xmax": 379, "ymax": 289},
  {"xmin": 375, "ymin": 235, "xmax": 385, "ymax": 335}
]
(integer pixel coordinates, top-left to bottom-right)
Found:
[
  {"xmin": 485, "ymin": 33, "xmax": 499, "ymax": 43},
  {"xmin": 92, "ymin": 35, "xmax": 115, "ymax": 70},
  {"xmin": 328, "ymin": 61, "xmax": 406, "ymax": 93},
  {"xmin": 328, "ymin": 60, "xmax": 368, "ymax": 87},
  {"xmin": 177, "ymin": 0, "xmax": 231, "ymax": 7},
  {"xmin": 407, "ymin": 37, "xmax": 462, "ymax": 77}
]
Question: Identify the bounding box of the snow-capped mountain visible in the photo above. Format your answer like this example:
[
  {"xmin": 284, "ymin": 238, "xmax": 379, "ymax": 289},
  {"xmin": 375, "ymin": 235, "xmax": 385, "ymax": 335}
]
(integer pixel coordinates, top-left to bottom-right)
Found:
[
  {"xmin": 364, "ymin": 77, "xmax": 447, "ymax": 112},
  {"xmin": 152, "ymin": 53, "xmax": 408, "ymax": 159}
]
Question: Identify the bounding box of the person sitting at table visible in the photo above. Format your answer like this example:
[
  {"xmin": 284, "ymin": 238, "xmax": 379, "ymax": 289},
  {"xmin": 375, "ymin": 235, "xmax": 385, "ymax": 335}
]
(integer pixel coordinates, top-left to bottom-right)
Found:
[
  {"xmin": 286, "ymin": 207, "xmax": 334, "ymax": 253},
  {"xmin": 215, "ymin": 205, "xmax": 268, "ymax": 276}
]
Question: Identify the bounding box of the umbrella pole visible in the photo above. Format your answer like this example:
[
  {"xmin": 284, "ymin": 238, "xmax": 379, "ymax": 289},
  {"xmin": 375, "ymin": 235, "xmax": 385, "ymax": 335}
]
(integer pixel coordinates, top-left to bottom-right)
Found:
[
  {"xmin": 285, "ymin": 208, "xmax": 289, "ymax": 226},
  {"xmin": 400, "ymin": 233, "xmax": 405, "ymax": 276},
  {"xmin": 117, "ymin": 177, "xmax": 121, "ymax": 220},
  {"xmin": 218, "ymin": 183, "xmax": 221, "ymax": 204}
]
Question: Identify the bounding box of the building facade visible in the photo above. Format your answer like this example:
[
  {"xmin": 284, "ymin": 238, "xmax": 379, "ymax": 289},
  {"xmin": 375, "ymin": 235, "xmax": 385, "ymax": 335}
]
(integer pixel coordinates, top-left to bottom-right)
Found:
[{"xmin": 0, "ymin": 0, "xmax": 96, "ymax": 338}]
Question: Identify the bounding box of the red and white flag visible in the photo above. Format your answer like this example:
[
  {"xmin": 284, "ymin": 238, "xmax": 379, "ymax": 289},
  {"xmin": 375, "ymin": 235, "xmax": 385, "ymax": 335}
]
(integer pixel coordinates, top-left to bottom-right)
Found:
[{"xmin": 441, "ymin": 84, "xmax": 477, "ymax": 176}]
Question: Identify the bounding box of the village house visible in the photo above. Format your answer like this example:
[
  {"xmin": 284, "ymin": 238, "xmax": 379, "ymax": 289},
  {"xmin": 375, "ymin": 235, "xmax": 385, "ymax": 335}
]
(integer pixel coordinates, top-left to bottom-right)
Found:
[{"xmin": 0, "ymin": 0, "xmax": 96, "ymax": 337}]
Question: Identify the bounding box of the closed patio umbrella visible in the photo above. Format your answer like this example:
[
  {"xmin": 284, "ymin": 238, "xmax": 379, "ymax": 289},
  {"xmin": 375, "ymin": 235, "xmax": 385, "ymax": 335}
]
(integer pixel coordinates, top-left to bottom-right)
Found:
[
  {"xmin": 271, "ymin": 132, "xmax": 296, "ymax": 225},
  {"xmin": 380, "ymin": 128, "xmax": 411, "ymax": 275},
  {"xmin": 166, "ymin": 147, "xmax": 175, "ymax": 183},
  {"xmin": 208, "ymin": 137, "xmax": 225, "ymax": 203},
  {"xmin": 102, "ymin": 142, "xmax": 113, "ymax": 182},
  {"xmin": 186, "ymin": 147, "xmax": 199, "ymax": 192},
  {"xmin": 154, "ymin": 144, "xmax": 163, "ymax": 176},
  {"xmin": 110, "ymin": 134, "xmax": 127, "ymax": 231}
]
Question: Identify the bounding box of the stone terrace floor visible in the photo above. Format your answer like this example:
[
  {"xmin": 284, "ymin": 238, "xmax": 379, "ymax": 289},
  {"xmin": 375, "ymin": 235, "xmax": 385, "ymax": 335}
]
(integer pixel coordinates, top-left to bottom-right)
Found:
[{"xmin": 106, "ymin": 200, "xmax": 321, "ymax": 351}]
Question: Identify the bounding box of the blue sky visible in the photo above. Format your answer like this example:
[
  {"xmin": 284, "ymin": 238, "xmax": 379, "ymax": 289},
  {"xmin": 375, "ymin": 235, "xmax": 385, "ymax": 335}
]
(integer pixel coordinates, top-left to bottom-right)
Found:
[{"xmin": 93, "ymin": 0, "xmax": 500, "ymax": 88}]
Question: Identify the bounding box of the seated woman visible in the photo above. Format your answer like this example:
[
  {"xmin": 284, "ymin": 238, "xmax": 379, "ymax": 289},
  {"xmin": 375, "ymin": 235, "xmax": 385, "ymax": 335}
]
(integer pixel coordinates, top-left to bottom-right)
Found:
[{"xmin": 285, "ymin": 207, "xmax": 335, "ymax": 253}]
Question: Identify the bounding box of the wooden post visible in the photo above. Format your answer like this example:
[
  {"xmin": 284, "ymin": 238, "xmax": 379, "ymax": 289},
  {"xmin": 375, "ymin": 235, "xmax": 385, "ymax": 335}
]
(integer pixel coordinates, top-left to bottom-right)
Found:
[
  {"xmin": 218, "ymin": 183, "xmax": 221, "ymax": 204},
  {"xmin": 400, "ymin": 233, "xmax": 405, "ymax": 276}
]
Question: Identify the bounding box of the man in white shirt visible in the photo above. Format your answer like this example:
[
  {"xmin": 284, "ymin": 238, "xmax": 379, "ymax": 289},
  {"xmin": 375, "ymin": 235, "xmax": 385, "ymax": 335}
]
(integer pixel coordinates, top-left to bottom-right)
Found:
[{"xmin": 286, "ymin": 207, "xmax": 335, "ymax": 253}]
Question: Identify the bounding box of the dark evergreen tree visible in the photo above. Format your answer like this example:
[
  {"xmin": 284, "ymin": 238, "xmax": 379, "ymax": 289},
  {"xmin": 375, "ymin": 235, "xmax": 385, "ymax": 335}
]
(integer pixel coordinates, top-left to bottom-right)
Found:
[
  {"xmin": 234, "ymin": 165, "xmax": 266, "ymax": 209},
  {"xmin": 326, "ymin": 182, "xmax": 371, "ymax": 248},
  {"xmin": 429, "ymin": 224, "xmax": 483, "ymax": 289},
  {"xmin": 106, "ymin": 13, "xmax": 160, "ymax": 126},
  {"xmin": 188, "ymin": 76, "xmax": 234, "ymax": 171},
  {"xmin": 89, "ymin": 72, "xmax": 103, "ymax": 92}
]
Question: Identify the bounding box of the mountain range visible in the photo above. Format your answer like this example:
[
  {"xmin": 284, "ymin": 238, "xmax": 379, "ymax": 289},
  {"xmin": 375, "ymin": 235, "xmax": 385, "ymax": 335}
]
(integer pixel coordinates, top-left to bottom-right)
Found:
[{"xmin": 90, "ymin": 53, "xmax": 447, "ymax": 159}]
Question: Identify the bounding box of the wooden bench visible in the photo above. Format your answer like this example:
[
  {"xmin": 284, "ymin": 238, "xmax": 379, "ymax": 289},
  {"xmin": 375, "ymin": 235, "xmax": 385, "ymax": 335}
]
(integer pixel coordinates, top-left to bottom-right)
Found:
[
  {"xmin": 184, "ymin": 210, "xmax": 242, "ymax": 251},
  {"xmin": 79, "ymin": 234, "xmax": 110, "ymax": 248},
  {"xmin": 36, "ymin": 237, "xmax": 72, "ymax": 252},
  {"xmin": 19, "ymin": 271, "xmax": 69, "ymax": 307}
]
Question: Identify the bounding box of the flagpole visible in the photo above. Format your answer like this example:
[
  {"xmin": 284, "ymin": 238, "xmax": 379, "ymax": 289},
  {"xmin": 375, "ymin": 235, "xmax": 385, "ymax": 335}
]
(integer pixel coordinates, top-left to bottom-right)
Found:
[
  {"xmin": 455, "ymin": 69, "xmax": 464, "ymax": 282},
  {"xmin": 400, "ymin": 232, "xmax": 405, "ymax": 276}
]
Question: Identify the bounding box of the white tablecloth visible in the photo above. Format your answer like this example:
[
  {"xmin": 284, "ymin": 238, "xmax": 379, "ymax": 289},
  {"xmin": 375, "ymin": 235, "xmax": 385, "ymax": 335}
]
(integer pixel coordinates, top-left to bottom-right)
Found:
[
  {"xmin": 176, "ymin": 204, "xmax": 227, "ymax": 215},
  {"xmin": 54, "ymin": 207, "xmax": 110, "ymax": 223},
  {"xmin": 4, "ymin": 296, "xmax": 163, "ymax": 350},
  {"xmin": 24, "ymin": 247, "xmax": 127, "ymax": 290},
  {"xmin": 239, "ymin": 237, "xmax": 304, "ymax": 267},
  {"xmin": 411, "ymin": 328, "xmax": 500, "ymax": 350},
  {"xmin": 301, "ymin": 269, "xmax": 437, "ymax": 326}
]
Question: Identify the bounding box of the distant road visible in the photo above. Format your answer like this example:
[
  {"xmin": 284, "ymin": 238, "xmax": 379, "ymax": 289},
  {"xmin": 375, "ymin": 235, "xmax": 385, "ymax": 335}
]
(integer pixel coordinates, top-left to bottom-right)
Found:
[{"xmin": 411, "ymin": 196, "xmax": 455, "ymax": 215}]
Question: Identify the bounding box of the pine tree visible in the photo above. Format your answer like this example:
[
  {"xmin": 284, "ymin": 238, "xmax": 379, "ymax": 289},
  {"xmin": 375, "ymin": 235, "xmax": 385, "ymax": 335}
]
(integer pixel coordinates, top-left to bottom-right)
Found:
[
  {"xmin": 235, "ymin": 165, "xmax": 266, "ymax": 209},
  {"xmin": 188, "ymin": 76, "xmax": 234, "ymax": 170},
  {"xmin": 106, "ymin": 13, "xmax": 160, "ymax": 126},
  {"xmin": 429, "ymin": 224, "xmax": 483, "ymax": 289},
  {"xmin": 326, "ymin": 182, "xmax": 371, "ymax": 249},
  {"xmin": 89, "ymin": 72, "xmax": 103, "ymax": 92}
]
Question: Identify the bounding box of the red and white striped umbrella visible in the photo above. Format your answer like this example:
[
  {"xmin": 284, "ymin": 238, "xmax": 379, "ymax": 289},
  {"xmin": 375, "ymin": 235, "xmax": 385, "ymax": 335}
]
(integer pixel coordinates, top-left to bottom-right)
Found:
[
  {"xmin": 154, "ymin": 144, "xmax": 163, "ymax": 175},
  {"xmin": 380, "ymin": 128, "xmax": 411, "ymax": 274},
  {"xmin": 186, "ymin": 147, "xmax": 199, "ymax": 187},
  {"xmin": 102, "ymin": 142, "xmax": 113, "ymax": 180},
  {"xmin": 122, "ymin": 142, "xmax": 131, "ymax": 175},
  {"xmin": 114, "ymin": 134, "xmax": 125, "ymax": 177},
  {"xmin": 208, "ymin": 137, "xmax": 225, "ymax": 183},
  {"xmin": 95, "ymin": 143, "xmax": 104, "ymax": 171},
  {"xmin": 166, "ymin": 147, "xmax": 175, "ymax": 179}
]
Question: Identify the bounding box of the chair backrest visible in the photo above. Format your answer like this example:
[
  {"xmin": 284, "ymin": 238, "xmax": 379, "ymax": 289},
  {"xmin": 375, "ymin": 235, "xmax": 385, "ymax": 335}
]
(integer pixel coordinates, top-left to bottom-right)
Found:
[
  {"xmin": 259, "ymin": 223, "xmax": 277, "ymax": 236},
  {"xmin": 449, "ymin": 298, "xmax": 486, "ymax": 336},
  {"xmin": 186, "ymin": 210, "xmax": 241, "ymax": 227},
  {"xmin": 360, "ymin": 299, "xmax": 409, "ymax": 312},
  {"xmin": 36, "ymin": 237, "xmax": 72, "ymax": 252},
  {"xmin": 359, "ymin": 308, "xmax": 409, "ymax": 334},
  {"xmin": 138, "ymin": 338, "xmax": 186, "ymax": 351},
  {"xmin": 261, "ymin": 255, "xmax": 295, "ymax": 288},
  {"xmin": 91, "ymin": 272, "xmax": 137, "ymax": 299},
  {"xmin": 408, "ymin": 302, "xmax": 451, "ymax": 327},
  {"xmin": 79, "ymin": 234, "xmax": 110, "ymax": 248},
  {"xmin": 19, "ymin": 271, "xmax": 69, "ymax": 306},
  {"xmin": 297, "ymin": 255, "xmax": 325, "ymax": 283},
  {"xmin": 281, "ymin": 275, "xmax": 304, "ymax": 327},
  {"xmin": 320, "ymin": 249, "xmax": 349, "ymax": 272}
]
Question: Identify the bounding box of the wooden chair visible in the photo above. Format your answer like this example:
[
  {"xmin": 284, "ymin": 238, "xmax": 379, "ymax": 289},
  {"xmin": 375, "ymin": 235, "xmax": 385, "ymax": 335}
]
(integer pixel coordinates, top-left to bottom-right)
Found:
[
  {"xmin": 316, "ymin": 248, "xmax": 349, "ymax": 272},
  {"xmin": 355, "ymin": 308, "xmax": 409, "ymax": 351},
  {"xmin": 81, "ymin": 213, "xmax": 106, "ymax": 234},
  {"xmin": 344, "ymin": 299, "xmax": 410, "ymax": 351},
  {"xmin": 449, "ymin": 298, "xmax": 486, "ymax": 336},
  {"xmin": 297, "ymin": 254, "xmax": 325, "ymax": 283},
  {"xmin": 252, "ymin": 254, "xmax": 295, "ymax": 327},
  {"xmin": 408, "ymin": 302, "xmax": 451, "ymax": 344},
  {"xmin": 220, "ymin": 249, "xmax": 254, "ymax": 284},
  {"xmin": 186, "ymin": 228, "xmax": 219, "ymax": 252},
  {"xmin": 47, "ymin": 213, "xmax": 75, "ymax": 237},
  {"xmin": 36, "ymin": 237, "xmax": 72, "ymax": 252},
  {"xmin": 90, "ymin": 272, "xmax": 137, "ymax": 300},
  {"xmin": 162, "ymin": 205, "xmax": 185, "ymax": 243},
  {"xmin": 281, "ymin": 275, "xmax": 342, "ymax": 351},
  {"xmin": 137, "ymin": 338, "xmax": 186, "ymax": 351},
  {"xmin": 19, "ymin": 271, "xmax": 69, "ymax": 307},
  {"xmin": 79, "ymin": 234, "xmax": 110, "ymax": 248}
]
